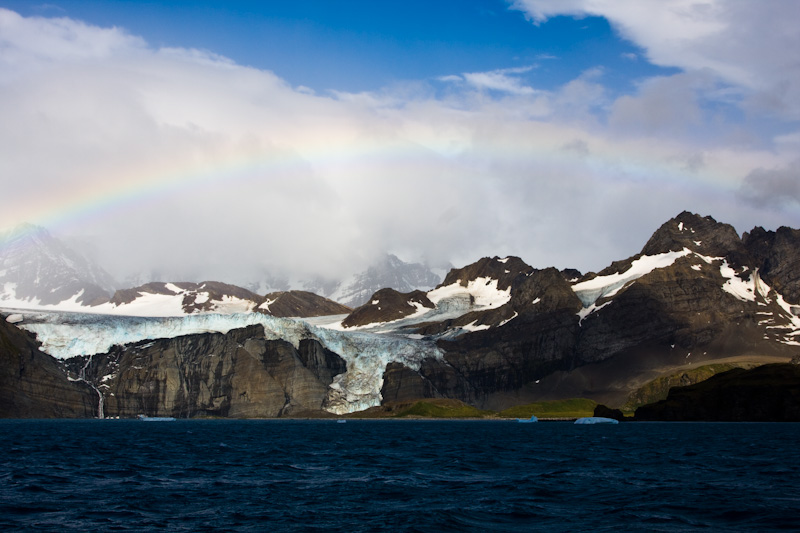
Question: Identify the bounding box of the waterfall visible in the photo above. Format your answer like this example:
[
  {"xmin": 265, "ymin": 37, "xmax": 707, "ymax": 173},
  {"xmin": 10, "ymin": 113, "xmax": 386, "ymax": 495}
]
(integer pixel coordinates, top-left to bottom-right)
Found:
[{"xmin": 78, "ymin": 355, "xmax": 105, "ymax": 419}]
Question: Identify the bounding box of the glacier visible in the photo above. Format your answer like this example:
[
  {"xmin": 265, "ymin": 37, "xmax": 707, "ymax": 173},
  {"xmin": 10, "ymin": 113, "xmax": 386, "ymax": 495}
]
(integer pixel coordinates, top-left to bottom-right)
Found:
[{"xmin": 16, "ymin": 311, "xmax": 443, "ymax": 415}]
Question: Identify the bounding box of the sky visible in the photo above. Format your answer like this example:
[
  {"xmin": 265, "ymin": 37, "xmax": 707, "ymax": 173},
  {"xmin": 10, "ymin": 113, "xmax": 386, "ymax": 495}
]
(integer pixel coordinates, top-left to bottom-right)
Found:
[{"xmin": 1, "ymin": 0, "xmax": 799, "ymax": 286}]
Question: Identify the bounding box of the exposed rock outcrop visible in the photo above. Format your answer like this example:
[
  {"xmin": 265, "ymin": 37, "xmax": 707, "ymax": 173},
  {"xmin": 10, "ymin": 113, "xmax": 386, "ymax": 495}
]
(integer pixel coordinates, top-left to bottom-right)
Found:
[
  {"xmin": 112, "ymin": 281, "xmax": 261, "ymax": 310},
  {"xmin": 634, "ymin": 364, "xmax": 800, "ymax": 421},
  {"xmin": 342, "ymin": 289, "xmax": 433, "ymax": 328},
  {"xmin": 439, "ymin": 256, "xmax": 534, "ymax": 292},
  {"xmin": 261, "ymin": 290, "xmax": 352, "ymax": 318},
  {"xmin": 0, "ymin": 318, "xmax": 95, "ymax": 418},
  {"xmin": 744, "ymin": 225, "xmax": 800, "ymax": 304}
]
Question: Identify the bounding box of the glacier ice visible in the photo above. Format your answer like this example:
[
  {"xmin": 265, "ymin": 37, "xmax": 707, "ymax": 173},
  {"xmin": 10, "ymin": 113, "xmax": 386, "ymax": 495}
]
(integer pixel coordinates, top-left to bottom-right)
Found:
[{"xmin": 18, "ymin": 311, "xmax": 443, "ymax": 415}]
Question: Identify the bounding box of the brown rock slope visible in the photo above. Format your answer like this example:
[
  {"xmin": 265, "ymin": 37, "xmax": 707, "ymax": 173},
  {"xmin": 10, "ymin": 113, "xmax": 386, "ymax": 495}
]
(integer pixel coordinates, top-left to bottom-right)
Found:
[
  {"xmin": 109, "ymin": 281, "xmax": 263, "ymax": 313},
  {"xmin": 0, "ymin": 318, "xmax": 95, "ymax": 418},
  {"xmin": 261, "ymin": 290, "xmax": 351, "ymax": 317},
  {"xmin": 342, "ymin": 288, "xmax": 433, "ymax": 328}
]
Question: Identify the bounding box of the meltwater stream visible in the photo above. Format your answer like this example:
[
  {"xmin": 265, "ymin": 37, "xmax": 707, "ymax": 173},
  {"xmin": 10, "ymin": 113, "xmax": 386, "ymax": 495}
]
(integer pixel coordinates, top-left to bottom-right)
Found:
[
  {"xmin": 17, "ymin": 311, "xmax": 444, "ymax": 414},
  {"xmin": 1, "ymin": 420, "xmax": 799, "ymax": 532}
]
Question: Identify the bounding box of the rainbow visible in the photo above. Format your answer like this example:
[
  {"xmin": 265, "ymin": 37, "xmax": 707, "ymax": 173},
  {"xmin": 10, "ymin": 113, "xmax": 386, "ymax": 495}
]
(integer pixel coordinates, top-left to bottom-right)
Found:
[{"xmin": 1, "ymin": 118, "xmax": 767, "ymax": 238}]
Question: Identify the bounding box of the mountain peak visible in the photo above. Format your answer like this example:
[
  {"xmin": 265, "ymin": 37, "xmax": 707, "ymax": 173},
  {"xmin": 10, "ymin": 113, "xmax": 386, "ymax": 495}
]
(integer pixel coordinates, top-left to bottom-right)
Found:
[
  {"xmin": 439, "ymin": 256, "xmax": 534, "ymax": 292},
  {"xmin": 0, "ymin": 223, "xmax": 117, "ymax": 307},
  {"xmin": 640, "ymin": 211, "xmax": 742, "ymax": 258}
]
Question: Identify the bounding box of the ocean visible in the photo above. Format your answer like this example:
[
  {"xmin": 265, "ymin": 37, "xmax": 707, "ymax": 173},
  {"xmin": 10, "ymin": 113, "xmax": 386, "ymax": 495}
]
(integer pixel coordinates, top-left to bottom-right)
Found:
[{"xmin": 1, "ymin": 419, "xmax": 798, "ymax": 531}]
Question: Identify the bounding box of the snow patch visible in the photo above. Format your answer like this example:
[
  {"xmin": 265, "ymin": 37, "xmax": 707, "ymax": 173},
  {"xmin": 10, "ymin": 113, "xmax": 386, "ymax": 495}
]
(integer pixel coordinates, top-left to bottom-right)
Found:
[
  {"xmin": 577, "ymin": 301, "xmax": 612, "ymax": 325},
  {"xmin": 719, "ymin": 261, "xmax": 757, "ymax": 302},
  {"xmin": 461, "ymin": 320, "xmax": 491, "ymax": 332},
  {"xmin": 499, "ymin": 311, "xmax": 518, "ymax": 327},
  {"xmin": 428, "ymin": 277, "xmax": 511, "ymax": 308},
  {"xmin": 194, "ymin": 292, "xmax": 210, "ymax": 305},
  {"xmin": 572, "ymin": 249, "xmax": 691, "ymax": 307},
  {"xmin": 258, "ymin": 297, "xmax": 277, "ymax": 312},
  {"xmin": 164, "ymin": 283, "xmax": 182, "ymax": 294}
]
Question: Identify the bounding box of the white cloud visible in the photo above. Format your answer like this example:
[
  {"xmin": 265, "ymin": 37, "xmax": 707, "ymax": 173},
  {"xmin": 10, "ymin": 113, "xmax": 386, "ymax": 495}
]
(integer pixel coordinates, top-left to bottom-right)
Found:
[
  {"xmin": 511, "ymin": 0, "xmax": 800, "ymax": 119},
  {"xmin": 0, "ymin": 7, "xmax": 797, "ymax": 288},
  {"xmin": 455, "ymin": 65, "xmax": 538, "ymax": 95}
]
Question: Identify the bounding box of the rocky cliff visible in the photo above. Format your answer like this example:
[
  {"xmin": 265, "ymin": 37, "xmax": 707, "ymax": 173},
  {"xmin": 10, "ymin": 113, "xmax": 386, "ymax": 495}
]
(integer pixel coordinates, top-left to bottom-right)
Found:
[
  {"xmin": 0, "ymin": 318, "xmax": 95, "ymax": 418},
  {"xmin": 66, "ymin": 324, "xmax": 347, "ymax": 418},
  {"xmin": 634, "ymin": 363, "xmax": 800, "ymax": 421}
]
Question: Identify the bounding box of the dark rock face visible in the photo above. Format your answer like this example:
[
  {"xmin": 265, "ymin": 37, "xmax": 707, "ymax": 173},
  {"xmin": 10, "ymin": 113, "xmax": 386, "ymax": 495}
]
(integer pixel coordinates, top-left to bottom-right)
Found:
[
  {"xmin": 262, "ymin": 290, "xmax": 352, "ymax": 318},
  {"xmin": 744, "ymin": 226, "xmax": 800, "ymax": 304},
  {"xmin": 342, "ymin": 289, "xmax": 433, "ymax": 328},
  {"xmin": 634, "ymin": 364, "xmax": 800, "ymax": 421},
  {"xmin": 0, "ymin": 319, "xmax": 95, "ymax": 418},
  {"xmin": 73, "ymin": 325, "xmax": 347, "ymax": 418},
  {"xmin": 380, "ymin": 362, "xmax": 441, "ymax": 402},
  {"xmin": 640, "ymin": 211, "xmax": 743, "ymax": 259},
  {"xmin": 439, "ymin": 256, "xmax": 534, "ymax": 292},
  {"xmin": 593, "ymin": 404, "xmax": 625, "ymax": 421},
  {"xmin": 382, "ymin": 268, "xmax": 585, "ymax": 406}
]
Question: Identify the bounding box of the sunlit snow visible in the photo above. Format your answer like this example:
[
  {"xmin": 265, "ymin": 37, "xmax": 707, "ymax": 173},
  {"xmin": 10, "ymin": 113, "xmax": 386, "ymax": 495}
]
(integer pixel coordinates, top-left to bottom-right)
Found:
[
  {"xmin": 428, "ymin": 277, "xmax": 511, "ymax": 308},
  {"xmin": 571, "ymin": 249, "xmax": 691, "ymax": 307}
]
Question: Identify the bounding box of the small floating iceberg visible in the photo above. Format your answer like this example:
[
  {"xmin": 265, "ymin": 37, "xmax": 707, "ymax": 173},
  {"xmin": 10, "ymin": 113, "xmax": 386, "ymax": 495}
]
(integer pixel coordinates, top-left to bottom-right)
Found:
[
  {"xmin": 574, "ymin": 417, "xmax": 619, "ymax": 425},
  {"xmin": 137, "ymin": 414, "xmax": 177, "ymax": 421},
  {"xmin": 516, "ymin": 415, "xmax": 538, "ymax": 423}
]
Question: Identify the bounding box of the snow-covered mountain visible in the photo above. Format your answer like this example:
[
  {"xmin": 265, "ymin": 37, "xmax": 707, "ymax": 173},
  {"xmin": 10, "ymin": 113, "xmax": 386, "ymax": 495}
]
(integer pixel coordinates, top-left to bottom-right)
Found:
[
  {"xmin": 5, "ymin": 211, "xmax": 800, "ymax": 419},
  {"xmin": 303, "ymin": 253, "xmax": 443, "ymax": 308},
  {"xmin": 129, "ymin": 253, "xmax": 442, "ymax": 309},
  {"xmin": 0, "ymin": 223, "xmax": 117, "ymax": 307}
]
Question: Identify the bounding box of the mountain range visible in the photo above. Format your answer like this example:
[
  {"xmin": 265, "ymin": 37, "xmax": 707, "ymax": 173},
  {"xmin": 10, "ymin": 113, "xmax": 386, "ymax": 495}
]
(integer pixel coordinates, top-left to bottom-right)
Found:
[
  {"xmin": 0, "ymin": 224, "xmax": 441, "ymax": 314},
  {"xmin": 2, "ymin": 211, "xmax": 800, "ymax": 419}
]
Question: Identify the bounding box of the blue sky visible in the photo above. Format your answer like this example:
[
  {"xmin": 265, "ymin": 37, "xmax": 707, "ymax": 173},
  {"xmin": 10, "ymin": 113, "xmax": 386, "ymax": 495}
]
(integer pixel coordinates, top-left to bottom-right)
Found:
[
  {"xmin": 0, "ymin": 1, "xmax": 799, "ymax": 283},
  {"xmin": 6, "ymin": 0, "xmax": 676, "ymax": 94}
]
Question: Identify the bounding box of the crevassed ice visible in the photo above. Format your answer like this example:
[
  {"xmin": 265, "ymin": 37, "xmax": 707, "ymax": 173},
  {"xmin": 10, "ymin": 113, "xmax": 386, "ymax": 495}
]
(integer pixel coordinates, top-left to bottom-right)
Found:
[
  {"xmin": 19, "ymin": 311, "xmax": 443, "ymax": 415},
  {"xmin": 572, "ymin": 249, "xmax": 691, "ymax": 307}
]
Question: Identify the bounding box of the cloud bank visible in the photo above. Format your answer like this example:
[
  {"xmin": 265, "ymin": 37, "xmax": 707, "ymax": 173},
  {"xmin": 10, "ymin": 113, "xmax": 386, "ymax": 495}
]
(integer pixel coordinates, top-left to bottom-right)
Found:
[{"xmin": 0, "ymin": 5, "xmax": 798, "ymax": 287}]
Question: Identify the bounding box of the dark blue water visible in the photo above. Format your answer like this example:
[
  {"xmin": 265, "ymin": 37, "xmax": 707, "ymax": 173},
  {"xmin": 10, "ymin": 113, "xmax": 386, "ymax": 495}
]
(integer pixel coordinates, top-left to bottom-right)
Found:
[{"xmin": 1, "ymin": 420, "xmax": 798, "ymax": 532}]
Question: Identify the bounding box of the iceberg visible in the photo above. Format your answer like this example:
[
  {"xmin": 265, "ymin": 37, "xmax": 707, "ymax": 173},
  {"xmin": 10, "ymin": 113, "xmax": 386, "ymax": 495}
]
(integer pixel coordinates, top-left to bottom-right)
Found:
[
  {"xmin": 516, "ymin": 415, "xmax": 538, "ymax": 423},
  {"xmin": 574, "ymin": 417, "xmax": 619, "ymax": 425}
]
